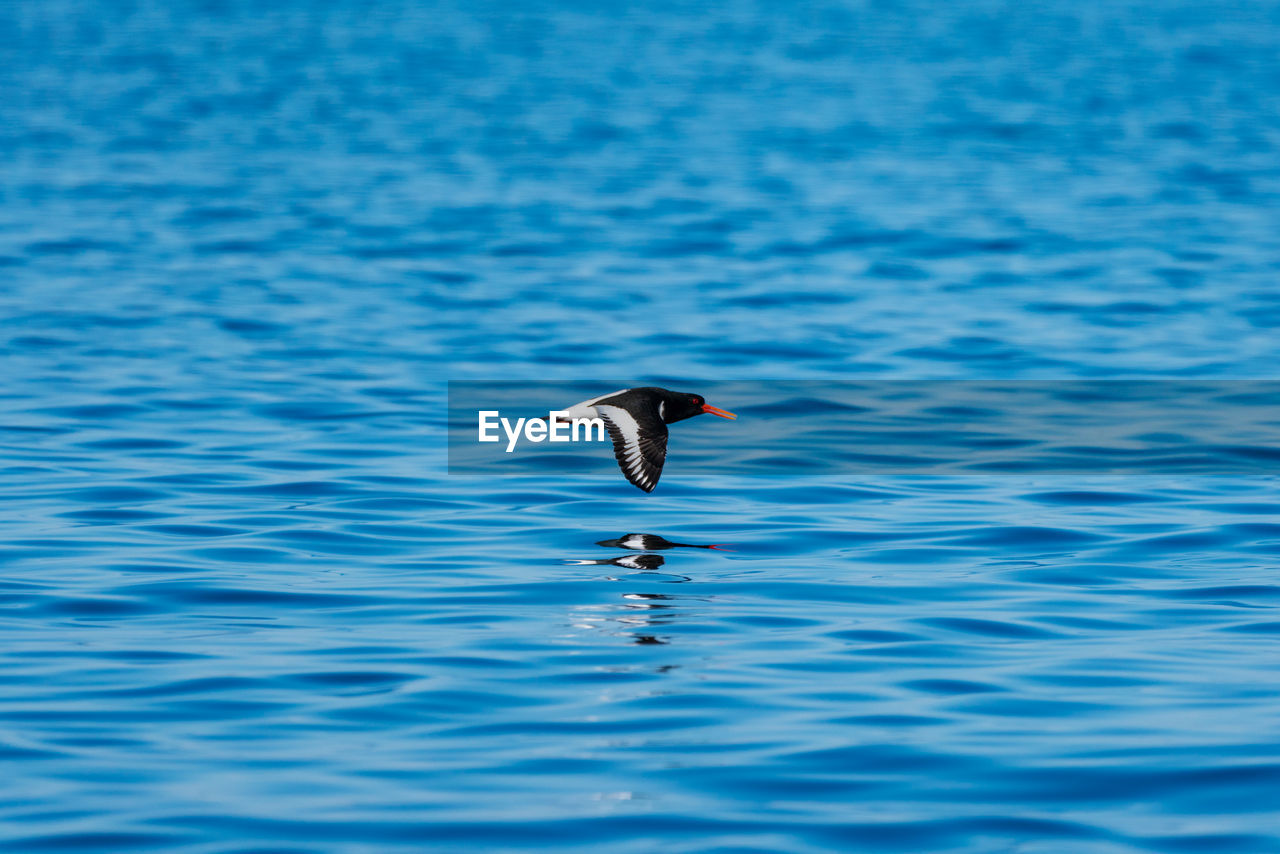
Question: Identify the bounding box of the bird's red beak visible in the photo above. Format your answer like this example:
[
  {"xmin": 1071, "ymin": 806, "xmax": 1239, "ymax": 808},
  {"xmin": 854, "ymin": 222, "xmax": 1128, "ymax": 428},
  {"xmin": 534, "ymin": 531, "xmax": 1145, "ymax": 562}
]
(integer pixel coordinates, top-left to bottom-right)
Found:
[{"xmin": 701, "ymin": 403, "xmax": 737, "ymax": 420}]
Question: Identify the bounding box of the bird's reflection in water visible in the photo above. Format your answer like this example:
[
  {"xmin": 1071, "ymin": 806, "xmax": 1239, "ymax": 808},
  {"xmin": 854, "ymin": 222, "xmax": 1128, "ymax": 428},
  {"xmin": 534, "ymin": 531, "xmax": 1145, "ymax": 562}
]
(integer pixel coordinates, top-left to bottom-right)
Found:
[
  {"xmin": 564, "ymin": 554, "xmax": 667, "ymax": 571},
  {"xmin": 596, "ymin": 533, "xmax": 730, "ymax": 551},
  {"xmin": 617, "ymin": 593, "xmax": 680, "ymax": 645},
  {"xmin": 566, "ymin": 534, "xmax": 732, "ymax": 646},
  {"xmin": 564, "ymin": 553, "xmax": 692, "ymax": 582}
]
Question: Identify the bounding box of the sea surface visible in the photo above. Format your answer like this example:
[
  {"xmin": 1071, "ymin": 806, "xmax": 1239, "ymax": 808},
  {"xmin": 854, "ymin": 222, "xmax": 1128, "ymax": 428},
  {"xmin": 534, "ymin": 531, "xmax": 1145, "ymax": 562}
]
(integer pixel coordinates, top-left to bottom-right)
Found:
[{"xmin": 4, "ymin": 1, "xmax": 1280, "ymax": 851}]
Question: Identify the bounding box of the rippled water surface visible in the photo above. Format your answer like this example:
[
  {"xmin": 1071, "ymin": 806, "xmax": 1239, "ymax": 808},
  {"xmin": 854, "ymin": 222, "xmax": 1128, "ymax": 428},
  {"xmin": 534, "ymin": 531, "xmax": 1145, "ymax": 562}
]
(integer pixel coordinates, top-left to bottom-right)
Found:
[{"xmin": 4, "ymin": 1, "xmax": 1280, "ymax": 851}]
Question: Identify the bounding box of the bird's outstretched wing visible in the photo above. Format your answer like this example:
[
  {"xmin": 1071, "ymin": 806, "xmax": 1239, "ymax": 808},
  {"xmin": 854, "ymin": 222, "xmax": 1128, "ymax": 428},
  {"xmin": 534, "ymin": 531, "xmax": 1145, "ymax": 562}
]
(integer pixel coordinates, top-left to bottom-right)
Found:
[{"xmin": 594, "ymin": 403, "xmax": 668, "ymax": 493}]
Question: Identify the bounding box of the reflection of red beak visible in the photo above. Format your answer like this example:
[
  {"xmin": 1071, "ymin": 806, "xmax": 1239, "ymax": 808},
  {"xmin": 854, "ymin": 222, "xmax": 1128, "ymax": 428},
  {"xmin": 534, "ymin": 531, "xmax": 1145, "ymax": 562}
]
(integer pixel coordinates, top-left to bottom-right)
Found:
[{"xmin": 701, "ymin": 403, "xmax": 737, "ymax": 420}]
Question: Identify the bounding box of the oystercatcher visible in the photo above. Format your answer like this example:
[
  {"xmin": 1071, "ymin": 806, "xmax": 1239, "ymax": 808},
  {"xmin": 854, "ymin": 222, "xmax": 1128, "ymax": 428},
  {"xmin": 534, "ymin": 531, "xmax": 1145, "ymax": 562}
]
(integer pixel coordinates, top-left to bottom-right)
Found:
[
  {"xmin": 552, "ymin": 387, "xmax": 737, "ymax": 493},
  {"xmin": 596, "ymin": 533, "xmax": 730, "ymax": 550}
]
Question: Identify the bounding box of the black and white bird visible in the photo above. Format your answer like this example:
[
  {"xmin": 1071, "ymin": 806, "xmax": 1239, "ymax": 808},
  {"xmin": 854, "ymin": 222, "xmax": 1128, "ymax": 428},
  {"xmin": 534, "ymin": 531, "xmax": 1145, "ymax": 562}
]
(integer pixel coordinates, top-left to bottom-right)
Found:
[
  {"xmin": 596, "ymin": 533, "xmax": 730, "ymax": 551},
  {"xmin": 551, "ymin": 387, "xmax": 737, "ymax": 493}
]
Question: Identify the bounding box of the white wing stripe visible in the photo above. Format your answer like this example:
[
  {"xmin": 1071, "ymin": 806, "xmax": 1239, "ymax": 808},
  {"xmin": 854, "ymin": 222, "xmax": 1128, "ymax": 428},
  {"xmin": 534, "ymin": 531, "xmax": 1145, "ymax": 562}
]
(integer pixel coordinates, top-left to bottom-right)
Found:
[
  {"xmin": 593, "ymin": 402, "xmax": 668, "ymax": 492},
  {"xmin": 597, "ymin": 404, "xmax": 644, "ymax": 452}
]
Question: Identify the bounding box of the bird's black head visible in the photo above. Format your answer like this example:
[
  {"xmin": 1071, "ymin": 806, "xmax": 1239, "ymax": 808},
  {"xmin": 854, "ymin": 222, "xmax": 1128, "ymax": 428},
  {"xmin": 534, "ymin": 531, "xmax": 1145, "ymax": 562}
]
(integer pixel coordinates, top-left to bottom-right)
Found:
[{"xmin": 654, "ymin": 388, "xmax": 738, "ymax": 424}]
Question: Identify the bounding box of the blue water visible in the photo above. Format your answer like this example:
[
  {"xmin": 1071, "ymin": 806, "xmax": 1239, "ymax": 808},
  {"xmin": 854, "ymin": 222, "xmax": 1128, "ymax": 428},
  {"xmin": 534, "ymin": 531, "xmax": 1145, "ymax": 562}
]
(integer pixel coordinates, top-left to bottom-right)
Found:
[{"xmin": 4, "ymin": 1, "xmax": 1280, "ymax": 851}]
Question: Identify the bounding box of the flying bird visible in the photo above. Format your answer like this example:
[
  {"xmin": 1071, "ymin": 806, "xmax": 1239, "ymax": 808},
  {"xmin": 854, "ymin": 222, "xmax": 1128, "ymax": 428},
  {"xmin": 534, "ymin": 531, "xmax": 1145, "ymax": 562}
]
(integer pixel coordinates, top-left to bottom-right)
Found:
[{"xmin": 551, "ymin": 387, "xmax": 737, "ymax": 492}]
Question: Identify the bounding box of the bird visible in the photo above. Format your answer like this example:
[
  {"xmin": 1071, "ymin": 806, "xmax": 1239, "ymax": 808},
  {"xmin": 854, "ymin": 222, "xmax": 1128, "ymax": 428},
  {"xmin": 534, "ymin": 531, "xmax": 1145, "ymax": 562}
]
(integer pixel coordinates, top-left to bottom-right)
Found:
[
  {"xmin": 550, "ymin": 387, "xmax": 736, "ymax": 492},
  {"xmin": 596, "ymin": 533, "xmax": 731, "ymax": 550}
]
